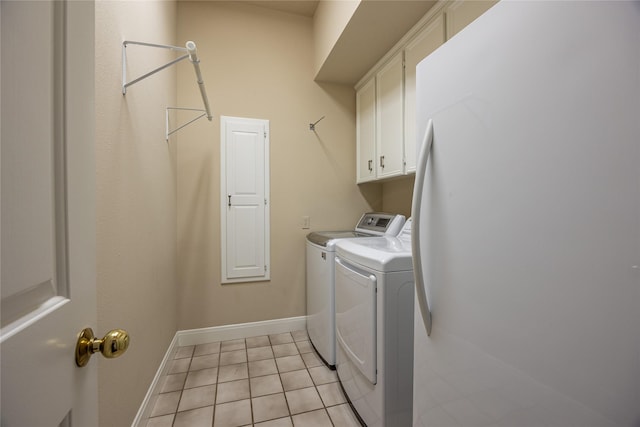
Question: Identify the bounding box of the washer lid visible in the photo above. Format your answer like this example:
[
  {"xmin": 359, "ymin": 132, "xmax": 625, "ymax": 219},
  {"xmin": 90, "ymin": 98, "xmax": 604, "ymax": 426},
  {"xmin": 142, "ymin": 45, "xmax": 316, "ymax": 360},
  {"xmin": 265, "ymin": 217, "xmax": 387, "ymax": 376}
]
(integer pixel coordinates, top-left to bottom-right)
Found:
[
  {"xmin": 306, "ymin": 231, "xmax": 371, "ymax": 247},
  {"xmin": 335, "ymin": 236, "xmax": 413, "ymax": 272}
]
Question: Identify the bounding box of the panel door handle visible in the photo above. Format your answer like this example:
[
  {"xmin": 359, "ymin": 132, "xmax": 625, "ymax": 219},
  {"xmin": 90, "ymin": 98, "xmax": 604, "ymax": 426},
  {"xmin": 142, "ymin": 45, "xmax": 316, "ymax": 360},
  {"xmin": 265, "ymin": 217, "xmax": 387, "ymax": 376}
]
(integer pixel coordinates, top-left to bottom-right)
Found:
[
  {"xmin": 380, "ymin": 155, "xmax": 385, "ymax": 168},
  {"xmin": 76, "ymin": 328, "xmax": 130, "ymax": 367},
  {"xmin": 368, "ymin": 159, "xmax": 373, "ymax": 172},
  {"xmin": 411, "ymin": 119, "xmax": 434, "ymax": 337},
  {"xmin": 228, "ymin": 194, "xmax": 231, "ymax": 207}
]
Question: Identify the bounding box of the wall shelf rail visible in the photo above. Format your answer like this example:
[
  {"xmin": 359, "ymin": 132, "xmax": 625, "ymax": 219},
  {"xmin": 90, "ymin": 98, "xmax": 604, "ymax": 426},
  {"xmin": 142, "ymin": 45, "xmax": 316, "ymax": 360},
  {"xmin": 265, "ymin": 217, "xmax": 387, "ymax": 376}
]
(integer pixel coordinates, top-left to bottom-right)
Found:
[{"xmin": 122, "ymin": 40, "xmax": 213, "ymax": 140}]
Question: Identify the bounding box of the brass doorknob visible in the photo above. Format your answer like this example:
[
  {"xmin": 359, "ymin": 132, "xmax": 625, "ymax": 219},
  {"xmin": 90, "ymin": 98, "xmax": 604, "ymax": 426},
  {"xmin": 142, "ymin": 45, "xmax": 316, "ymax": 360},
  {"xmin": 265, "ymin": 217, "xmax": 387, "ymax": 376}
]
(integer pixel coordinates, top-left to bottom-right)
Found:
[{"xmin": 75, "ymin": 327, "xmax": 130, "ymax": 367}]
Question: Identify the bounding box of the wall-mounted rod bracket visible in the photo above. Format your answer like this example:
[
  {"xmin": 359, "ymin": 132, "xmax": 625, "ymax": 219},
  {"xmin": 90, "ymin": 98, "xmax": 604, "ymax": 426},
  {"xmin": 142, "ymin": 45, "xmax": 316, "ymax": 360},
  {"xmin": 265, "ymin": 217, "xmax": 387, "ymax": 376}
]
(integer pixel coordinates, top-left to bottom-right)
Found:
[
  {"xmin": 166, "ymin": 107, "xmax": 208, "ymax": 141},
  {"xmin": 122, "ymin": 40, "xmax": 213, "ymax": 139},
  {"xmin": 309, "ymin": 116, "xmax": 325, "ymax": 131},
  {"xmin": 122, "ymin": 41, "xmax": 189, "ymax": 94},
  {"xmin": 185, "ymin": 41, "xmax": 213, "ymax": 121}
]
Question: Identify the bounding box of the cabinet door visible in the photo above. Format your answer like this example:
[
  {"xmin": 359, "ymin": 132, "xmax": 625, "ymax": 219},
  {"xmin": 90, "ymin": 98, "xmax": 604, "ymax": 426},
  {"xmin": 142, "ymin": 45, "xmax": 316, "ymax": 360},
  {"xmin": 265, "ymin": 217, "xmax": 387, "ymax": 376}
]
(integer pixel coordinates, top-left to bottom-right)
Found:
[
  {"xmin": 221, "ymin": 116, "xmax": 270, "ymax": 283},
  {"xmin": 404, "ymin": 15, "xmax": 445, "ymax": 174},
  {"xmin": 445, "ymin": 0, "xmax": 498, "ymax": 39},
  {"xmin": 376, "ymin": 52, "xmax": 404, "ymax": 179},
  {"xmin": 356, "ymin": 77, "xmax": 377, "ymax": 183}
]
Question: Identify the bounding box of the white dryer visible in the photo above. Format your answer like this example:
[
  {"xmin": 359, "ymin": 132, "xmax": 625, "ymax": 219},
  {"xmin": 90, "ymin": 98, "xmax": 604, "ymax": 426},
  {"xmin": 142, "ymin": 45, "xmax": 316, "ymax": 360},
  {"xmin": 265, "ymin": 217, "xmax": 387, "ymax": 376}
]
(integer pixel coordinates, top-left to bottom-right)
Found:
[
  {"xmin": 306, "ymin": 213, "xmax": 405, "ymax": 367},
  {"xmin": 334, "ymin": 219, "xmax": 414, "ymax": 427}
]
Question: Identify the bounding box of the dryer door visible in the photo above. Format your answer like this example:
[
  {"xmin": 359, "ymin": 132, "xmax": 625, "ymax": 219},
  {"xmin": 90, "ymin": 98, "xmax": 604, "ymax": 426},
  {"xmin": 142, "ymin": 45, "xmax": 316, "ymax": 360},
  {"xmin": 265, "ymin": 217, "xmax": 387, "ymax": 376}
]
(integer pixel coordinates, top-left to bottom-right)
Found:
[{"xmin": 335, "ymin": 257, "xmax": 377, "ymax": 384}]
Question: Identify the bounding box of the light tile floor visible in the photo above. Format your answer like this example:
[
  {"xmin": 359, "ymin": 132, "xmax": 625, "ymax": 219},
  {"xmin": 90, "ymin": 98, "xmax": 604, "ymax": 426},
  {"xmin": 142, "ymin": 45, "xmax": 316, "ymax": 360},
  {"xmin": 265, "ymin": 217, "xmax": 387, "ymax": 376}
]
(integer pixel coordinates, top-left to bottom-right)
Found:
[{"xmin": 145, "ymin": 330, "xmax": 362, "ymax": 427}]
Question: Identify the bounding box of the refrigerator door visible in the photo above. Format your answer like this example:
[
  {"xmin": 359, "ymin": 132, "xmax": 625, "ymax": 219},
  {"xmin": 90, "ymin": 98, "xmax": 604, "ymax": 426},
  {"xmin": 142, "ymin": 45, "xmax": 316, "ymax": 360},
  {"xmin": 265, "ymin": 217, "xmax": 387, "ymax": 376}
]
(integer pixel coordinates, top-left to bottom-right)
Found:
[{"xmin": 413, "ymin": 2, "xmax": 640, "ymax": 427}]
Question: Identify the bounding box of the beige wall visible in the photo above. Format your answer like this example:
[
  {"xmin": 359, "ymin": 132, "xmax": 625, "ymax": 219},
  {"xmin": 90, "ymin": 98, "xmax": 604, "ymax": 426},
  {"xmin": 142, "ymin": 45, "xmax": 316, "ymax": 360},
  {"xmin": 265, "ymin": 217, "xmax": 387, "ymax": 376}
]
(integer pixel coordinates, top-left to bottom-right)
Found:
[
  {"xmin": 382, "ymin": 176, "xmax": 414, "ymax": 218},
  {"xmin": 175, "ymin": 1, "xmax": 379, "ymax": 330},
  {"xmin": 95, "ymin": 1, "xmax": 178, "ymax": 426}
]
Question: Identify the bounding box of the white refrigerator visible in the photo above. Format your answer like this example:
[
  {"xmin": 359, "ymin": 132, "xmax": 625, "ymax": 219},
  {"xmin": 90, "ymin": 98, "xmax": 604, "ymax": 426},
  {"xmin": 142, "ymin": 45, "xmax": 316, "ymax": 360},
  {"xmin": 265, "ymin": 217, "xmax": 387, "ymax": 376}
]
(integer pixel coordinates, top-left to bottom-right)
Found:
[{"xmin": 411, "ymin": 2, "xmax": 639, "ymax": 427}]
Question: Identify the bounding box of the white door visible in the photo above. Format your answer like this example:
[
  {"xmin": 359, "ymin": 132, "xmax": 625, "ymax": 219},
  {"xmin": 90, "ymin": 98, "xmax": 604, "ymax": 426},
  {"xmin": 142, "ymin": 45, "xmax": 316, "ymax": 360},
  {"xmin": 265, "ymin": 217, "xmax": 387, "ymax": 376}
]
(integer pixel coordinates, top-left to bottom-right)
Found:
[
  {"xmin": 375, "ymin": 51, "xmax": 404, "ymax": 179},
  {"xmin": 356, "ymin": 78, "xmax": 376, "ymax": 183},
  {"xmin": 220, "ymin": 116, "xmax": 270, "ymax": 283},
  {"xmin": 1, "ymin": 1, "xmax": 99, "ymax": 426}
]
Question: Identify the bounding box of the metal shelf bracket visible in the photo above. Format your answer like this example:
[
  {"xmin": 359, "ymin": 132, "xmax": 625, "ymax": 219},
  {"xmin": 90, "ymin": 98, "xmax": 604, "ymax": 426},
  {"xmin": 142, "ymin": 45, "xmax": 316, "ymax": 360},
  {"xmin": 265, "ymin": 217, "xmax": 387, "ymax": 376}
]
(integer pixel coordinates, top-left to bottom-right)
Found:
[{"xmin": 122, "ymin": 40, "xmax": 213, "ymax": 140}]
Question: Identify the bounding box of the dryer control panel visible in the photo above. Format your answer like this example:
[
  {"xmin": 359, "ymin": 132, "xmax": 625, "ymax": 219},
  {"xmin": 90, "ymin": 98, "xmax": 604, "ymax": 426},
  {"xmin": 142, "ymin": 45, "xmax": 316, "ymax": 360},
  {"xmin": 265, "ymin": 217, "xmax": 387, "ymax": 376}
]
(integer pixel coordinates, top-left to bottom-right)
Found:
[{"xmin": 355, "ymin": 212, "xmax": 405, "ymax": 236}]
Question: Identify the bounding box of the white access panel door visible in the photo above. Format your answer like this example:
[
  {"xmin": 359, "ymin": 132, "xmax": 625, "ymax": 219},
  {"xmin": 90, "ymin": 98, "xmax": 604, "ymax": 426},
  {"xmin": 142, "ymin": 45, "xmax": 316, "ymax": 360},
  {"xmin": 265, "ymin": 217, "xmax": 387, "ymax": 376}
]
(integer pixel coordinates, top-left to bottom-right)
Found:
[
  {"xmin": 1, "ymin": 1, "xmax": 98, "ymax": 426},
  {"xmin": 221, "ymin": 116, "xmax": 270, "ymax": 283}
]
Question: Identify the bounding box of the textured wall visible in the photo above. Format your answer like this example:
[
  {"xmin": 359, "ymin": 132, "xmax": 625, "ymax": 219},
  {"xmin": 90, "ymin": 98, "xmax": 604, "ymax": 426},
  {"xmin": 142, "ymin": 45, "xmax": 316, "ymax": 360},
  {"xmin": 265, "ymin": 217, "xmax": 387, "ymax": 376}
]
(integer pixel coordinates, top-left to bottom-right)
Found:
[
  {"xmin": 382, "ymin": 177, "xmax": 414, "ymax": 218},
  {"xmin": 95, "ymin": 1, "xmax": 178, "ymax": 425},
  {"xmin": 175, "ymin": 1, "xmax": 379, "ymax": 330}
]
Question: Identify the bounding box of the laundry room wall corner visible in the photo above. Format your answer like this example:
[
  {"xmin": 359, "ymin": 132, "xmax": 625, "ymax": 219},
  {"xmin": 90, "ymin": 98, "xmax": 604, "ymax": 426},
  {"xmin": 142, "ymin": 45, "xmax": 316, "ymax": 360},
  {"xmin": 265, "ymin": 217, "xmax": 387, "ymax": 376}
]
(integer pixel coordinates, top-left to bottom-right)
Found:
[
  {"xmin": 382, "ymin": 176, "xmax": 414, "ymax": 218},
  {"xmin": 95, "ymin": 1, "xmax": 179, "ymax": 426},
  {"xmin": 175, "ymin": 1, "xmax": 373, "ymax": 330}
]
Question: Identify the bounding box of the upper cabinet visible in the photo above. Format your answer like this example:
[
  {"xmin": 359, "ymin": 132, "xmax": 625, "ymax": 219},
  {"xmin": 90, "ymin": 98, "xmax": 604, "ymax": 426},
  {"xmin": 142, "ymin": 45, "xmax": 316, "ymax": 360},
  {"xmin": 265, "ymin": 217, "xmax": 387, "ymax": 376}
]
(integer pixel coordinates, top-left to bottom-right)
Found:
[
  {"xmin": 356, "ymin": 51, "xmax": 405, "ymax": 184},
  {"xmin": 376, "ymin": 52, "xmax": 405, "ymax": 179},
  {"xmin": 404, "ymin": 14, "xmax": 445, "ymax": 174},
  {"xmin": 445, "ymin": 0, "xmax": 498, "ymax": 39},
  {"xmin": 355, "ymin": 0, "xmax": 497, "ymax": 183},
  {"xmin": 356, "ymin": 78, "xmax": 377, "ymax": 183}
]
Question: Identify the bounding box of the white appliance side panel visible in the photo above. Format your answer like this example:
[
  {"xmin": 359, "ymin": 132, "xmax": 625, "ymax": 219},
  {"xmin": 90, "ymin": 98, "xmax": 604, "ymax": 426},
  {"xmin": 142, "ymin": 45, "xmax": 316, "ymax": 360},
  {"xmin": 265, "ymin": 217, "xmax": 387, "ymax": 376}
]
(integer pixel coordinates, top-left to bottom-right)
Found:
[
  {"xmin": 335, "ymin": 258, "xmax": 377, "ymax": 384},
  {"xmin": 414, "ymin": 2, "xmax": 640, "ymax": 427},
  {"xmin": 381, "ymin": 271, "xmax": 414, "ymax": 427},
  {"xmin": 306, "ymin": 241, "xmax": 335, "ymax": 365}
]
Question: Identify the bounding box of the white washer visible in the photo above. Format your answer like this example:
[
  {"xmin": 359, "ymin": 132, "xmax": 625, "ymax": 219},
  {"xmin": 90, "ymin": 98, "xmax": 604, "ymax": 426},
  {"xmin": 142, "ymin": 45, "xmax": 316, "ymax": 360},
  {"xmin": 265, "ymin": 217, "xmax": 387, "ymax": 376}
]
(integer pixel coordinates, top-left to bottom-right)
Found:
[
  {"xmin": 306, "ymin": 213, "xmax": 405, "ymax": 367},
  {"xmin": 334, "ymin": 219, "xmax": 414, "ymax": 427}
]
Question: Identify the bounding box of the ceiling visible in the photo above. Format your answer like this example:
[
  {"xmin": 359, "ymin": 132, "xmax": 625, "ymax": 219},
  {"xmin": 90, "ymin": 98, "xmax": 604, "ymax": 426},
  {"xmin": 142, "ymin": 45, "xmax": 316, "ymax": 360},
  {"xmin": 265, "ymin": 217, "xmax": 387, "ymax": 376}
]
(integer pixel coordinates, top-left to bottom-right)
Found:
[
  {"xmin": 316, "ymin": 1, "xmax": 438, "ymax": 84},
  {"xmin": 243, "ymin": 0, "xmax": 320, "ymax": 17},
  {"xmin": 220, "ymin": 0, "xmax": 438, "ymax": 84}
]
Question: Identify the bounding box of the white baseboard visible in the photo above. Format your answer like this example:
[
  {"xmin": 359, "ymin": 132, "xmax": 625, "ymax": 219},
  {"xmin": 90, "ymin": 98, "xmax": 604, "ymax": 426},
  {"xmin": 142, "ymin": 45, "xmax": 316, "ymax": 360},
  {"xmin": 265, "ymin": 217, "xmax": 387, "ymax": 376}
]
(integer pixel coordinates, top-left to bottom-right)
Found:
[
  {"xmin": 176, "ymin": 316, "xmax": 306, "ymax": 346},
  {"xmin": 131, "ymin": 333, "xmax": 180, "ymax": 427},
  {"xmin": 131, "ymin": 316, "xmax": 307, "ymax": 427}
]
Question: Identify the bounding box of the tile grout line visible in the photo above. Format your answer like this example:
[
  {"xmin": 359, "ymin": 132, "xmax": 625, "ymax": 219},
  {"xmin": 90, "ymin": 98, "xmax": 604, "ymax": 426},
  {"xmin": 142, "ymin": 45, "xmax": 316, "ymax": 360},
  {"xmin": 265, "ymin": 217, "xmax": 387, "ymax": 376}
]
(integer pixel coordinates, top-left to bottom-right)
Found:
[
  {"xmin": 273, "ymin": 333, "xmax": 294, "ymax": 427},
  {"xmin": 246, "ymin": 338, "xmax": 254, "ymax": 427},
  {"xmin": 151, "ymin": 331, "xmax": 356, "ymax": 427},
  {"xmin": 209, "ymin": 344, "xmax": 219, "ymax": 427}
]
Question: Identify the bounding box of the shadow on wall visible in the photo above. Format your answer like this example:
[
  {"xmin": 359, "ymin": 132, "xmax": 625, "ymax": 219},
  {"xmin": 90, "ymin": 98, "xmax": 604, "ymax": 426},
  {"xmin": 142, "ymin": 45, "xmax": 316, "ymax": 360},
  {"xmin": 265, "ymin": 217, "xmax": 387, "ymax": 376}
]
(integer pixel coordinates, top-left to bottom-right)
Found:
[
  {"xmin": 382, "ymin": 176, "xmax": 415, "ymax": 217},
  {"xmin": 177, "ymin": 147, "xmax": 217, "ymax": 284},
  {"xmin": 316, "ymin": 81, "xmax": 356, "ymax": 117},
  {"xmin": 358, "ymin": 181, "xmax": 384, "ymax": 212}
]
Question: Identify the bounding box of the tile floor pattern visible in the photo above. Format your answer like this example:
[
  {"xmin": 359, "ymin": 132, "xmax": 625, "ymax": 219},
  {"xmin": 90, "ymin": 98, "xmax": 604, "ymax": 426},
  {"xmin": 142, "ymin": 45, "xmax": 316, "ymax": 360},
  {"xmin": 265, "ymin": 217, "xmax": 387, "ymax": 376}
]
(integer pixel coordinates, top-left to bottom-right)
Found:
[{"xmin": 145, "ymin": 330, "xmax": 362, "ymax": 427}]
